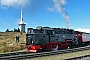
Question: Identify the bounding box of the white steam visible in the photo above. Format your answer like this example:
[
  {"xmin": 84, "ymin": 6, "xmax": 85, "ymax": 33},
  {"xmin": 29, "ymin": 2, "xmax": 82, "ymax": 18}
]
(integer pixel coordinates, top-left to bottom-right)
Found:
[
  {"xmin": 49, "ymin": 0, "xmax": 70, "ymax": 29},
  {"xmin": 0, "ymin": 0, "xmax": 30, "ymax": 8}
]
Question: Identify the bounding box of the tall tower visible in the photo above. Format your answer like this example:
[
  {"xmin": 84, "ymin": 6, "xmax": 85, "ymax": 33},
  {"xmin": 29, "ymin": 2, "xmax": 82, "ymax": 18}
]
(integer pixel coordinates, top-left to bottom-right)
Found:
[{"xmin": 18, "ymin": 7, "xmax": 26, "ymax": 32}]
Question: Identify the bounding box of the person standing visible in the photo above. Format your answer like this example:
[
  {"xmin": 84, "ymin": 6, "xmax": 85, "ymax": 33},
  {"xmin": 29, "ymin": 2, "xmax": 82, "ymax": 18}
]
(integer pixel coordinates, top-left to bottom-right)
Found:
[
  {"xmin": 17, "ymin": 35, "xmax": 19, "ymax": 43},
  {"xmin": 15, "ymin": 35, "xmax": 20, "ymax": 43}
]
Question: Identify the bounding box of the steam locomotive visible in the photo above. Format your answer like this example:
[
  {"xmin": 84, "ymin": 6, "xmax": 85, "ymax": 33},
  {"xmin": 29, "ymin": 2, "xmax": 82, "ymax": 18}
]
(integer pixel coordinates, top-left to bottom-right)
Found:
[{"xmin": 26, "ymin": 26, "xmax": 90, "ymax": 52}]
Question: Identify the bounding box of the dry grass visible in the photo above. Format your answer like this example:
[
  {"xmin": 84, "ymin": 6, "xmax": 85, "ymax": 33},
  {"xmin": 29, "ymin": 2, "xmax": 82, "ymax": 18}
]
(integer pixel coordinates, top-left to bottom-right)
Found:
[
  {"xmin": 0, "ymin": 32, "xmax": 26, "ymax": 44},
  {"xmin": 0, "ymin": 43, "xmax": 26, "ymax": 53},
  {"xmin": 0, "ymin": 32, "xmax": 26, "ymax": 53}
]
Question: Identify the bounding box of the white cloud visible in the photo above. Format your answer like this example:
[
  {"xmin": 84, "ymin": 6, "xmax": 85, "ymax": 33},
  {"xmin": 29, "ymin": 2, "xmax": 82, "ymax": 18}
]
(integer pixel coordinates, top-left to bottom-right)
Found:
[
  {"xmin": 0, "ymin": 0, "xmax": 30, "ymax": 8},
  {"xmin": 75, "ymin": 28, "xmax": 90, "ymax": 33}
]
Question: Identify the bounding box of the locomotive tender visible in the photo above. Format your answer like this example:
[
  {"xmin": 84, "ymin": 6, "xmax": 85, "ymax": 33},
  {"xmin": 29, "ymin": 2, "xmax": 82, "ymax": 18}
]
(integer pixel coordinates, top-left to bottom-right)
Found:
[{"xmin": 26, "ymin": 26, "xmax": 90, "ymax": 52}]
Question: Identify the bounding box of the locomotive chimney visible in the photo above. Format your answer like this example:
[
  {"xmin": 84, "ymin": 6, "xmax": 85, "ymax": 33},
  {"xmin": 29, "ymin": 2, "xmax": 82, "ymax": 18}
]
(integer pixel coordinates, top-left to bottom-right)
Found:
[{"xmin": 20, "ymin": 7, "xmax": 24, "ymax": 24}]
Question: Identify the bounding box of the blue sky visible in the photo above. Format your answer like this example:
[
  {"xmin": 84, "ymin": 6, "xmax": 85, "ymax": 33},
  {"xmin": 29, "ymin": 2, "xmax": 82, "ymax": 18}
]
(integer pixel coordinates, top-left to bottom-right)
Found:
[{"xmin": 0, "ymin": 0, "xmax": 90, "ymax": 32}]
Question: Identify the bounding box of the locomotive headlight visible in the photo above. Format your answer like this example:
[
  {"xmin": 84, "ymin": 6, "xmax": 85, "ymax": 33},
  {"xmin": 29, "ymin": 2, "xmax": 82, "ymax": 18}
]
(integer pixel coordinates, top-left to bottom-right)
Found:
[
  {"xmin": 29, "ymin": 30, "xmax": 30, "ymax": 32},
  {"xmin": 63, "ymin": 36, "xmax": 65, "ymax": 37},
  {"xmin": 32, "ymin": 41, "xmax": 34, "ymax": 43}
]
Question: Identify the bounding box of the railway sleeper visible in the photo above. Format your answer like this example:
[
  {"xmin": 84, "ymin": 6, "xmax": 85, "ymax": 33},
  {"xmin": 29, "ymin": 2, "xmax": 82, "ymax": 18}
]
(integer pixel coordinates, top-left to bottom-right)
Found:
[
  {"xmin": 64, "ymin": 51, "xmax": 70, "ymax": 53},
  {"xmin": 34, "ymin": 54, "xmax": 42, "ymax": 57},
  {"xmin": 50, "ymin": 52, "xmax": 58, "ymax": 55},
  {"xmin": 42, "ymin": 54, "xmax": 50, "ymax": 56},
  {"xmin": 26, "ymin": 55, "xmax": 35, "ymax": 58}
]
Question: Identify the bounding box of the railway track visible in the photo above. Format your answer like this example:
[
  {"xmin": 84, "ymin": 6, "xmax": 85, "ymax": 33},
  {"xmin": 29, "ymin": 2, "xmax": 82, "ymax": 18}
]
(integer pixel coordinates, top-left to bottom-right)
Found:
[
  {"xmin": 64, "ymin": 54, "xmax": 90, "ymax": 60},
  {"xmin": 0, "ymin": 45, "xmax": 90, "ymax": 60}
]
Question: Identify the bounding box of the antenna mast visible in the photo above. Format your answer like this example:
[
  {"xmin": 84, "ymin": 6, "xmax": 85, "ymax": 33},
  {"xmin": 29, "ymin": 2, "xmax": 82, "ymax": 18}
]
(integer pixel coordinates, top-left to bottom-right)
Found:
[{"xmin": 20, "ymin": 7, "xmax": 23, "ymax": 24}]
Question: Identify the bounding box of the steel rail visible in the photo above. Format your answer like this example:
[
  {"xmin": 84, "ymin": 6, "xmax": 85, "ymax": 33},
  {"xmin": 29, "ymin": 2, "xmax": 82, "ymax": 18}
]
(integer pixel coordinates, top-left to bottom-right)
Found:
[
  {"xmin": 0, "ymin": 51, "xmax": 30, "ymax": 57},
  {"xmin": 0, "ymin": 45, "xmax": 90, "ymax": 60},
  {"xmin": 64, "ymin": 54, "xmax": 90, "ymax": 60}
]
